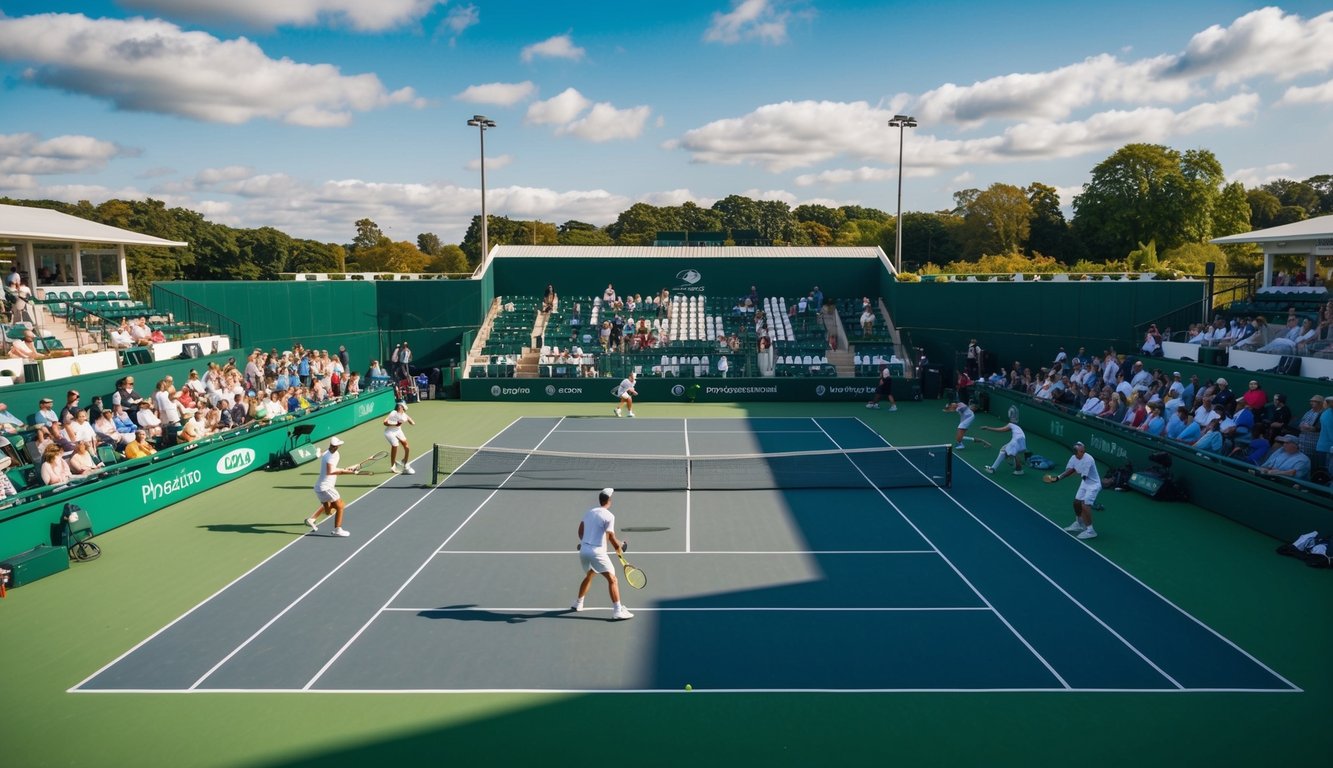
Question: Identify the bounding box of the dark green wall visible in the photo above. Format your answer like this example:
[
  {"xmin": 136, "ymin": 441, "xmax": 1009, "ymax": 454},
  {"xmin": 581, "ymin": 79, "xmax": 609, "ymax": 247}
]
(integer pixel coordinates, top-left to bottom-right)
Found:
[
  {"xmin": 883, "ymin": 279, "xmax": 1205, "ymax": 375},
  {"xmin": 157, "ymin": 279, "xmax": 488, "ymax": 370},
  {"xmin": 490, "ymin": 256, "xmax": 882, "ymax": 303}
]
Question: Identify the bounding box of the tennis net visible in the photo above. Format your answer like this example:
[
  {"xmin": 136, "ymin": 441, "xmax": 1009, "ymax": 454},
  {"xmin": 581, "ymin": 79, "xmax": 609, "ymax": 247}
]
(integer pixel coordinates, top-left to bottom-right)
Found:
[{"xmin": 430, "ymin": 443, "xmax": 951, "ymax": 491}]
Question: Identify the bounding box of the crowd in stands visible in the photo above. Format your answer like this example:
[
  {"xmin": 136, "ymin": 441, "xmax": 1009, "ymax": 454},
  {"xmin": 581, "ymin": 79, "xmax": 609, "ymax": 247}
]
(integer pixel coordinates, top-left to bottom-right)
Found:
[
  {"xmin": 0, "ymin": 342, "xmax": 389, "ymax": 499},
  {"xmin": 1175, "ymin": 302, "xmax": 1333, "ymax": 357},
  {"xmin": 980, "ymin": 343, "xmax": 1332, "ymax": 487}
]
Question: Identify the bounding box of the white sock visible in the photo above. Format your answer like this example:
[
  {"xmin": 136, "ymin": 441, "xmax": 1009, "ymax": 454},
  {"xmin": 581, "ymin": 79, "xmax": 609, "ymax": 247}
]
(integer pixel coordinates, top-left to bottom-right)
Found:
[
  {"xmin": 613, "ymin": 602, "xmax": 622, "ymax": 609},
  {"xmin": 992, "ymin": 453, "xmax": 1004, "ymax": 470}
]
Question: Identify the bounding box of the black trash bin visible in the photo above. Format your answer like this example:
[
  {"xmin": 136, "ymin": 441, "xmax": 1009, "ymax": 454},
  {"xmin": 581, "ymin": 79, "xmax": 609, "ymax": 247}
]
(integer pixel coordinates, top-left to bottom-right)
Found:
[{"xmin": 921, "ymin": 366, "xmax": 943, "ymax": 399}]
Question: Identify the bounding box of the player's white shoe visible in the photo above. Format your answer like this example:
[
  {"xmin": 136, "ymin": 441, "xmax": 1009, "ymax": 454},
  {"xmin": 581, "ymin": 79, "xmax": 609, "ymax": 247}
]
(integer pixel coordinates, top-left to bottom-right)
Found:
[
  {"xmin": 570, "ymin": 599, "xmax": 584, "ymax": 612},
  {"xmin": 391, "ymin": 462, "xmax": 402, "ymax": 474},
  {"xmin": 1076, "ymin": 527, "xmax": 1098, "ymax": 540},
  {"xmin": 332, "ymin": 527, "xmax": 350, "ymax": 537},
  {"xmin": 304, "ymin": 517, "xmax": 318, "ymax": 531},
  {"xmin": 611, "ymin": 605, "xmax": 634, "ymax": 620},
  {"xmin": 615, "ymin": 408, "xmax": 622, "ymax": 417},
  {"xmin": 1064, "ymin": 520, "xmax": 1086, "ymax": 533},
  {"xmin": 403, "ymin": 465, "xmax": 415, "ymax": 475},
  {"xmin": 627, "ymin": 411, "xmax": 636, "ymax": 418},
  {"xmin": 888, "ymin": 405, "xmax": 898, "ymax": 412}
]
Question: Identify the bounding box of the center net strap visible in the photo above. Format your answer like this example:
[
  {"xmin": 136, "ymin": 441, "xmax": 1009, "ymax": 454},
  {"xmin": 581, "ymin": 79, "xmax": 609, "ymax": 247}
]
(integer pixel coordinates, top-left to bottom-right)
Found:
[{"xmin": 432, "ymin": 443, "xmax": 951, "ymax": 491}]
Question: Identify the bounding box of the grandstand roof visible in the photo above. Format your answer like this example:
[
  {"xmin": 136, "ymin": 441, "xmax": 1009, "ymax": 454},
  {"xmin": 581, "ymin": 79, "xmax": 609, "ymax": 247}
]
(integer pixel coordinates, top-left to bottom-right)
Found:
[
  {"xmin": 492, "ymin": 245, "xmax": 888, "ymax": 259},
  {"xmin": 1211, "ymin": 214, "xmax": 1333, "ymax": 245},
  {"xmin": 0, "ymin": 203, "xmax": 188, "ymax": 247}
]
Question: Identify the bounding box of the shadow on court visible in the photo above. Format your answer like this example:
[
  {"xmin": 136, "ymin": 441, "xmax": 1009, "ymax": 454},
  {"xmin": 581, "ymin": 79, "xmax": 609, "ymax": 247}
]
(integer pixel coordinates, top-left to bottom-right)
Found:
[
  {"xmin": 416, "ymin": 605, "xmax": 582, "ymax": 623},
  {"xmin": 197, "ymin": 523, "xmax": 307, "ymax": 536}
]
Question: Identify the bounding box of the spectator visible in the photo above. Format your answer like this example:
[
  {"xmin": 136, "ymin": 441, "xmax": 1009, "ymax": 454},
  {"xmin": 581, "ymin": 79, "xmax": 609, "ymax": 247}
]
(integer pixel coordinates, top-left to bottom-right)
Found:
[
  {"xmin": 543, "ymin": 284, "xmax": 558, "ymax": 313},
  {"xmin": 68, "ymin": 442, "xmax": 99, "ymax": 476},
  {"xmin": 124, "ymin": 429, "xmax": 156, "ymax": 459},
  {"xmin": 1260, "ymin": 435, "xmax": 1312, "ymax": 480},
  {"xmin": 397, "ymin": 342, "xmax": 413, "ymax": 379},
  {"xmin": 1211, "ymin": 378, "xmax": 1237, "ymax": 415},
  {"xmin": 1318, "ymin": 393, "xmax": 1333, "ymax": 480},
  {"xmin": 136, "ymin": 401, "xmax": 163, "ymax": 440},
  {"xmin": 1297, "ymin": 395, "xmax": 1323, "ymax": 459},
  {"xmin": 111, "ymin": 404, "xmax": 137, "ymax": 443},
  {"xmin": 718, "ymin": 355, "xmax": 729, "ymax": 378},
  {"xmin": 603, "ymin": 284, "xmax": 617, "ymax": 303},
  {"xmin": 343, "ymin": 372, "xmax": 361, "ymax": 397},
  {"xmin": 39, "ymin": 444, "xmax": 72, "ymax": 486},
  {"xmin": 1271, "ymin": 393, "xmax": 1293, "ymax": 435},
  {"xmin": 108, "ymin": 322, "xmax": 134, "ymax": 349},
  {"xmin": 859, "ymin": 305, "xmax": 875, "ymax": 337},
  {"xmin": 10, "ymin": 329, "xmax": 41, "ymax": 362},
  {"xmin": 1175, "ymin": 411, "xmax": 1201, "ymax": 444},
  {"xmin": 129, "ymin": 317, "xmax": 152, "ymax": 346},
  {"xmin": 0, "ymin": 402, "xmax": 24, "ymax": 433},
  {"xmin": 68, "ymin": 408, "xmax": 97, "ymax": 452},
  {"xmin": 8, "ymin": 276, "xmax": 31, "ymax": 325},
  {"xmin": 34, "ymin": 396, "xmax": 59, "ymax": 427},
  {"xmin": 1141, "ymin": 324, "xmax": 1163, "ymax": 356},
  {"xmin": 1194, "ymin": 421, "xmax": 1225, "ymax": 454}
]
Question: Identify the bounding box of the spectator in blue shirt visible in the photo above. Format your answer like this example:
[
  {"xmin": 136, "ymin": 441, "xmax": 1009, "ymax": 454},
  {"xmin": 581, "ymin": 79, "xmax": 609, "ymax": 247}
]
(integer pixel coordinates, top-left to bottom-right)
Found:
[
  {"xmin": 1194, "ymin": 423, "xmax": 1224, "ymax": 454},
  {"xmin": 1176, "ymin": 412, "xmax": 1201, "ymax": 444},
  {"xmin": 1260, "ymin": 435, "xmax": 1312, "ymax": 480},
  {"xmin": 1317, "ymin": 397, "xmax": 1333, "ymax": 478},
  {"xmin": 0, "ymin": 402, "xmax": 25, "ymax": 433}
]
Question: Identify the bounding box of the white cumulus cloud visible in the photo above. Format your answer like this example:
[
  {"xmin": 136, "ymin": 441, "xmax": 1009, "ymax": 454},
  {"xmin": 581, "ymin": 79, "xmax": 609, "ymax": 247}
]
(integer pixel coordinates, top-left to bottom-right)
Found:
[
  {"xmin": 1278, "ymin": 79, "xmax": 1333, "ymax": 105},
  {"xmin": 465, "ymin": 154, "xmax": 512, "ymax": 172},
  {"xmin": 521, "ymin": 33, "xmax": 586, "ymax": 63},
  {"xmin": 0, "ymin": 14, "xmax": 421, "ymax": 126},
  {"xmin": 0, "ymin": 132, "xmax": 133, "ymax": 175},
  {"xmin": 456, "ymin": 81, "xmax": 537, "ymax": 106},
  {"xmin": 704, "ymin": 0, "xmax": 805, "ymax": 45},
  {"xmin": 119, "ymin": 0, "xmax": 444, "ymax": 32},
  {"xmin": 526, "ymin": 88, "xmax": 593, "ymax": 126},
  {"xmin": 1168, "ymin": 7, "xmax": 1333, "ymax": 87},
  {"xmin": 526, "ymin": 89, "xmax": 650, "ymax": 141}
]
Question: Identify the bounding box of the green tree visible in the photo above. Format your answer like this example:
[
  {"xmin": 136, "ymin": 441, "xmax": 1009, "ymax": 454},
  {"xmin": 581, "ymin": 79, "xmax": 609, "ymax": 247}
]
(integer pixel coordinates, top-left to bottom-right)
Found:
[
  {"xmin": 352, "ymin": 240, "xmax": 430, "ymax": 272},
  {"xmin": 607, "ymin": 203, "xmax": 664, "ymax": 245},
  {"xmin": 1305, "ymin": 174, "xmax": 1333, "ymax": 214},
  {"xmin": 960, "ymin": 183, "xmax": 1031, "ymax": 257},
  {"xmin": 1161, "ymin": 242, "xmax": 1227, "ymax": 275},
  {"xmin": 351, "ymin": 218, "xmax": 387, "ymax": 253},
  {"xmin": 711, "ymin": 194, "xmax": 760, "ymax": 232},
  {"xmin": 290, "ymin": 240, "xmax": 345, "ymax": 273},
  {"xmin": 794, "ymin": 204, "xmax": 845, "ymax": 231},
  {"xmin": 756, "ymin": 200, "xmax": 795, "ymax": 244},
  {"xmin": 417, "ymin": 232, "xmax": 444, "ymax": 256},
  {"xmin": 900, "ymin": 211, "xmax": 965, "ymax": 270},
  {"xmin": 558, "ymin": 221, "xmax": 615, "ymax": 246},
  {"xmin": 1026, "ymin": 182, "xmax": 1071, "ymax": 261},
  {"xmin": 426, "ymin": 244, "xmax": 470, "ymax": 274},
  {"xmin": 1073, "ymin": 143, "xmax": 1227, "ymax": 260},
  {"xmin": 514, "ymin": 220, "xmax": 559, "ymax": 245},
  {"xmin": 1263, "ymin": 179, "xmax": 1320, "ymax": 215},
  {"xmin": 1247, "ymin": 189, "xmax": 1281, "ymax": 229},
  {"xmin": 797, "ymin": 220, "xmax": 833, "ymax": 246},
  {"xmin": 838, "ymin": 204, "xmax": 890, "ymax": 222},
  {"xmin": 1212, "ymin": 182, "xmax": 1251, "ymax": 238},
  {"xmin": 833, "ymin": 218, "xmax": 888, "ymax": 247}
]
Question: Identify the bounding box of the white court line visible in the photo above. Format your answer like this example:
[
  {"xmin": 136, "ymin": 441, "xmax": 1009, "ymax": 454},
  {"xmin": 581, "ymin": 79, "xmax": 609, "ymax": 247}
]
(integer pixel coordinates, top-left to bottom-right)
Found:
[
  {"xmin": 382, "ymin": 606, "xmax": 990, "ymax": 612},
  {"xmin": 65, "ymin": 426, "xmax": 445, "ymax": 694},
  {"xmin": 866, "ymin": 422, "xmax": 1187, "ymax": 691},
  {"xmin": 811, "ymin": 417, "xmax": 1071, "ymax": 690},
  {"xmin": 683, "ymin": 417, "xmax": 691, "ymax": 553},
  {"xmin": 434, "ymin": 549, "xmax": 938, "ymax": 555},
  {"xmin": 301, "ymin": 417, "xmax": 569, "ymax": 691},
  {"xmin": 71, "ymin": 684, "xmax": 1299, "ymax": 695},
  {"xmin": 941, "ymin": 441, "xmax": 1302, "ymax": 693}
]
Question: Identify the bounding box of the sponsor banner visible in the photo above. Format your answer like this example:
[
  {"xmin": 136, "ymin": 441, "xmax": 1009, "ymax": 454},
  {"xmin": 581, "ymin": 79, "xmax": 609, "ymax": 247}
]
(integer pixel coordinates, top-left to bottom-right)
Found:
[
  {"xmin": 0, "ymin": 387, "xmax": 396, "ymax": 562},
  {"xmin": 461, "ymin": 377, "xmax": 912, "ymax": 402}
]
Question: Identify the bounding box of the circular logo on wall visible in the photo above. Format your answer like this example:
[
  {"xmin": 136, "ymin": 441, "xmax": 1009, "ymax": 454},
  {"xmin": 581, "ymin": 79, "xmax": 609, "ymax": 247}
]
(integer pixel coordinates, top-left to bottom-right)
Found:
[
  {"xmin": 815, "ymin": 385, "xmax": 826, "ymax": 397},
  {"xmin": 490, "ymin": 385, "xmax": 501, "ymax": 397},
  {"xmin": 671, "ymin": 384, "xmax": 685, "ymax": 397},
  {"xmin": 1008, "ymin": 404, "xmax": 1021, "ymax": 423},
  {"xmin": 545, "ymin": 385, "xmax": 556, "ymax": 396},
  {"xmin": 675, "ymin": 269, "xmax": 702, "ymax": 285}
]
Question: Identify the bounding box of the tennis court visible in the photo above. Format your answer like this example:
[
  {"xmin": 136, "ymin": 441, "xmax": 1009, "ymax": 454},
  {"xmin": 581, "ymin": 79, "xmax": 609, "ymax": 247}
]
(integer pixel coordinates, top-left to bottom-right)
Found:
[{"xmin": 74, "ymin": 416, "xmax": 1295, "ymax": 694}]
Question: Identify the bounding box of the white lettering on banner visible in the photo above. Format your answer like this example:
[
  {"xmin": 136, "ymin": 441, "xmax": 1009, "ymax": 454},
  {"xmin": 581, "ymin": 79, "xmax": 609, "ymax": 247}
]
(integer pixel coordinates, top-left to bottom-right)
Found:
[
  {"xmin": 491, "ymin": 386, "xmax": 531, "ymax": 396},
  {"xmin": 355, "ymin": 402, "xmax": 374, "ymax": 418},
  {"xmin": 545, "ymin": 385, "xmax": 583, "ymax": 395},
  {"xmin": 1050, "ymin": 420, "xmax": 1065, "ymax": 438},
  {"xmin": 1089, "ymin": 433, "xmax": 1128, "ymax": 461},
  {"xmin": 216, "ymin": 448, "xmax": 256, "ymax": 475},
  {"xmin": 142, "ymin": 468, "xmax": 205, "ymax": 503},
  {"xmin": 703, "ymin": 385, "xmax": 778, "ymax": 395},
  {"xmin": 818, "ymin": 385, "xmax": 875, "ymax": 396}
]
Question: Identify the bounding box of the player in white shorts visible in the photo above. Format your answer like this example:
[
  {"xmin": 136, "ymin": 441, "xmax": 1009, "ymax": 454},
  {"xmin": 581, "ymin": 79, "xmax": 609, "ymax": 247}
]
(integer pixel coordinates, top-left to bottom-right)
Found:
[
  {"xmin": 383, "ymin": 400, "xmax": 416, "ymax": 474},
  {"xmin": 571, "ymin": 487, "xmax": 634, "ymax": 620},
  {"xmin": 614, "ymin": 371, "xmax": 638, "ymax": 418},
  {"xmin": 943, "ymin": 401, "xmax": 991, "ymax": 450},
  {"xmin": 981, "ymin": 416, "xmax": 1027, "ymax": 475},
  {"xmin": 1045, "ymin": 441, "xmax": 1103, "ymax": 540},
  {"xmin": 304, "ymin": 436, "xmax": 354, "ymax": 537}
]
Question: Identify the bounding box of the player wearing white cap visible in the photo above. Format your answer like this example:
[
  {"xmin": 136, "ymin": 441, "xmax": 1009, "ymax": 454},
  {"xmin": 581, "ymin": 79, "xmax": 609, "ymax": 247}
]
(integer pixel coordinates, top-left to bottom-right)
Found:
[
  {"xmin": 1044, "ymin": 441, "xmax": 1103, "ymax": 540},
  {"xmin": 305, "ymin": 437, "xmax": 355, "ymax": 537},
  {"xmin": 571, "ymin": 487, "xmax": 633, "ymax": 619}
]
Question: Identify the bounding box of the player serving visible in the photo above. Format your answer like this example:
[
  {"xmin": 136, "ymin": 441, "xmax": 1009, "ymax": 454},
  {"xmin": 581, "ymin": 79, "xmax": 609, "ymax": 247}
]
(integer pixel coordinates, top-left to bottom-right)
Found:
[
  {"xmin": 613, "ymin": 371, "xmax": 638, "ymax": 418},
  {"xmin": 1043, "ymin": 440, "xmax": 1102, "ymax": 540},
  {"xmin": 383, "ymin": 400, "xmax": 416, "ymax": 474},
  {"xmin": 943, "ymin": 400, "xmax": 991, "ymax": 450}
]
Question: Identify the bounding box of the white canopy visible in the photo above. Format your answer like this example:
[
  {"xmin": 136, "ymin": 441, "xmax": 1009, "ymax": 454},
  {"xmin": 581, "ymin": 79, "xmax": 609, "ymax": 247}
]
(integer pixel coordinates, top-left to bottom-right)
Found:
[{"xmin": 0, "ymin": 203, "xmax": 187, "ymax": 247}]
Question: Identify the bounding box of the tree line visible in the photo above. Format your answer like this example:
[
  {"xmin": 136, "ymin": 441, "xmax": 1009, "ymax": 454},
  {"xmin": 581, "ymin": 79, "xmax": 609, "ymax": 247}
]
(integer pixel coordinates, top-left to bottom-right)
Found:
[{"xmin": 4, "ymin": 142, "xmax": 1329, "ymax": 297}]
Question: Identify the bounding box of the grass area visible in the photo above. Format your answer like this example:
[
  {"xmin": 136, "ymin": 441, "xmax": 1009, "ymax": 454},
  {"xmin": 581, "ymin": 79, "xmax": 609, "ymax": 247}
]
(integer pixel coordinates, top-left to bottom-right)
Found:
[{"xmin": 1, "ymin": 400, "xmax": 1329, "ymax": 767}]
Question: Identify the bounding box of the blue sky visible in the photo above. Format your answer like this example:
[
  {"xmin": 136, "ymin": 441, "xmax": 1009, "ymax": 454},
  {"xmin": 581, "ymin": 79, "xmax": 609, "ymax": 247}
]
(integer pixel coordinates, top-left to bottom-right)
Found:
[{"xmin": 1, "ymin": 1, "xmax": 1331, "ymax": 244}]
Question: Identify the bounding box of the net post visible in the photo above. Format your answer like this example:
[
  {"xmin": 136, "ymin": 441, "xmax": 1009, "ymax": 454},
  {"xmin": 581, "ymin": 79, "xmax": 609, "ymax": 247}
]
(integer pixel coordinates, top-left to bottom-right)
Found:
[
  {"xmin": 944, "ymin": 444, "xmax": 953, "ymax": 488},
  {"xmin": 431, "ymin": 443, "xmax": 440, "ymax": 486}
]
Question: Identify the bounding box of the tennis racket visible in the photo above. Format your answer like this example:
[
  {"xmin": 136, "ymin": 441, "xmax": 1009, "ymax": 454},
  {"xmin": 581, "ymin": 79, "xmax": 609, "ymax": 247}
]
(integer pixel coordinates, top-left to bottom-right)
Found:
[
  {"xmin": 351, "ymin": 450, "xmax": 389, "ymax": 475},
  {"xmin": 617, "ymin": 551, "xmax": 646, "ymax": 589}
]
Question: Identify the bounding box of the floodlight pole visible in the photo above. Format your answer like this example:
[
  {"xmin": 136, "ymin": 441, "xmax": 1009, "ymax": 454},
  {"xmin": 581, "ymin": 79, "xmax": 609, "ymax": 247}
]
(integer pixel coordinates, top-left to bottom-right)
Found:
[
  {"xmin": 888, "ymin": 115, "xmax": 917, "ymax": 274},
  {"xmin": 467, "ymin": 115, "xmax": 497, "ymax": 263}
]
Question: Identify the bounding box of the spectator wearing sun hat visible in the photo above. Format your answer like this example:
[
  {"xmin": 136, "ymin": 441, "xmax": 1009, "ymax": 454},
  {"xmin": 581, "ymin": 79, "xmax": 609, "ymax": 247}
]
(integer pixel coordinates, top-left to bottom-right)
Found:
[{"xmin": 1212, "ymin": 378, "xmax": 1237, "ymax": 416}]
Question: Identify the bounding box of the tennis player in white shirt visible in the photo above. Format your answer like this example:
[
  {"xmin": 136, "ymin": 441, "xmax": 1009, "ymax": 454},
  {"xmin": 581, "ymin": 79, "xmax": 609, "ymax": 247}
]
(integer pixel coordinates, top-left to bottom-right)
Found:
[
  {"xmin": 1045, "ymin": 441, "xmax": 1103, "ymax": 540},
  {"xmin": 613, "ymin": 371, "xmax": 638, "ymax": 418},
  {"xmin": 383, "ymin": 400, "xmax": 416, "ymax": 474},
  {"xmin": 571, "ymin": 488, "xmax": 633, "ymax": 620}
]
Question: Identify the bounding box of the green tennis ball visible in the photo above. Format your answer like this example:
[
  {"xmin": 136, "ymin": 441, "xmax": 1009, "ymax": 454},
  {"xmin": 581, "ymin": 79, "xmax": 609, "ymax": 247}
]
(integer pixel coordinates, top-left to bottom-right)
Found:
[{"xmin": 684, "ymin": 684, "xmax": 692, "ymax": 691}]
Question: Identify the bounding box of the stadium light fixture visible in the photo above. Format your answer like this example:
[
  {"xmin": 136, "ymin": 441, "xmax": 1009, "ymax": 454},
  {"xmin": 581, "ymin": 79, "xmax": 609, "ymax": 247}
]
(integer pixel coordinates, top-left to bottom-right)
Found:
[
  {"xmin": 467, "ymin": 115, "xmax": 497, "ymax": 263},
  {"xmin": 887, "ymin": 114, "xmax": 918, "ymax": 274}
]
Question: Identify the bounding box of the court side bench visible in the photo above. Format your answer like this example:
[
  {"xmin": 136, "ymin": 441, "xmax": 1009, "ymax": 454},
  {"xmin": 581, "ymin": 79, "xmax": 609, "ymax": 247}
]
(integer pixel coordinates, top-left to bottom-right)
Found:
[{"xmin": 1, "ymin": 544, "xmax": 69, "ymax": 590}]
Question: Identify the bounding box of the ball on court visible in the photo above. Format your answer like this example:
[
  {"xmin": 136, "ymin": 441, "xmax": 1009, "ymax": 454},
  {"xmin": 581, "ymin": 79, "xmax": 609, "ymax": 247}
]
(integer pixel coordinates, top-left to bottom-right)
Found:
[{"xmin": 685, "ymin": 684, "xmax": 692, "ymax": 691}]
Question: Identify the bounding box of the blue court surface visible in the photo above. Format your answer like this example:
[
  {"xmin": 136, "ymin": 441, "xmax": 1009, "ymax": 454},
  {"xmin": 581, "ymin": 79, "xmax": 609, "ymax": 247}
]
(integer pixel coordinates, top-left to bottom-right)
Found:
[{"xmin": 74, "ymin": 417, "xmax": 1296, "ymax": 693}]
